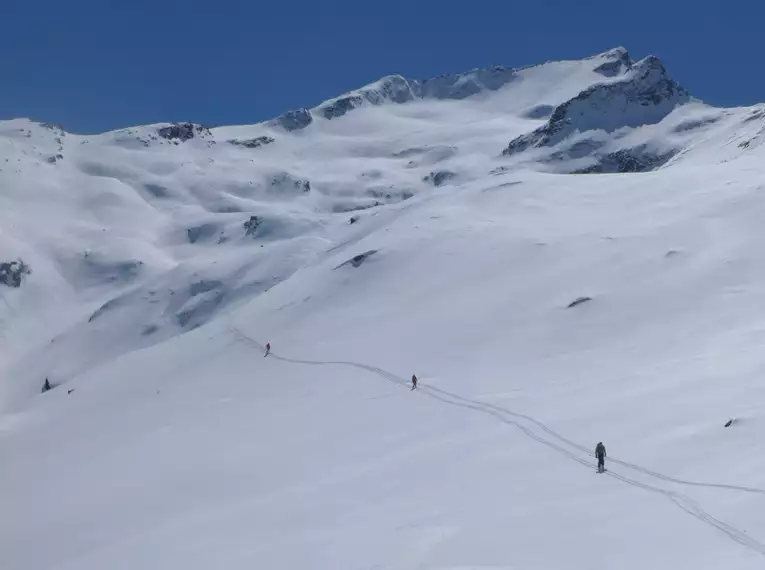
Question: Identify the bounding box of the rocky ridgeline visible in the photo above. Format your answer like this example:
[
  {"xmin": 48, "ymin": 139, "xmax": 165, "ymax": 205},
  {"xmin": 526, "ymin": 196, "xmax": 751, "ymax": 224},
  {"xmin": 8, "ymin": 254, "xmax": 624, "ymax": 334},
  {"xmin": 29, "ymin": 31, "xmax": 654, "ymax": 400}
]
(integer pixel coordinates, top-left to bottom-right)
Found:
[{"xmin": 156, "ymin": 123, "xmax": 213, "ymax": 142}]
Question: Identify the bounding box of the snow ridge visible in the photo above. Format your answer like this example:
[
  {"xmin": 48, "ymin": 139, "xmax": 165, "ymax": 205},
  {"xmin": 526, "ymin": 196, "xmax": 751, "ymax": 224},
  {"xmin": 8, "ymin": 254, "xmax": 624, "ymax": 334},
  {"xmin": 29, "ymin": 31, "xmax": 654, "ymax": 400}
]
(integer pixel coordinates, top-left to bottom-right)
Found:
[
  {"xmin": 273, "ymin": 47, "xmax": 639, "ymax": 130},
  {"xmin": 503, "ymin": 55, "xmax": 691, "ymax": 157}
]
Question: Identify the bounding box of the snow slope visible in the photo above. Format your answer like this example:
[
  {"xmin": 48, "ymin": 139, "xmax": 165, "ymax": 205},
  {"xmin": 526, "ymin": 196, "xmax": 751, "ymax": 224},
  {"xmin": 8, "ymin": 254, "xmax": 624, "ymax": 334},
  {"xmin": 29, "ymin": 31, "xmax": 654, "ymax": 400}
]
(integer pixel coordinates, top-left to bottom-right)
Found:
[{"xmin": 4, "ymin": 47, "xmax": 765, "ymax": 569}]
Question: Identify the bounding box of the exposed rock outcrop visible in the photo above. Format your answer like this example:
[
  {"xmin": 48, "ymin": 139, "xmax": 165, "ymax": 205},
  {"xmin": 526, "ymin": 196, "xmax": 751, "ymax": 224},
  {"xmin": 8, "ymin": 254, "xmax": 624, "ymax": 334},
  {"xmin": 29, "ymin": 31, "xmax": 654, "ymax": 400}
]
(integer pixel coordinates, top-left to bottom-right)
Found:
[
  {"xmin": 573, "ymin": 146, "xmax": 678, "ymax": 174},
  {"xmin": 157, "ymin": 123, "xmax": 211, "ymax": 142},
  {"xmin": 335, "ymin": 250, "xmax": 378, "ymax": 269},
  {"xmin": 0, "ymin": 259, "xmax": 31, "ymax": 288},
  {"xmin": 567, "ymin": 296, "xmax": 592, "ymax": 308},
  {"xmin": 270, "ymin": 109, "xmax": 313, "ymax": 131},
  {"xmin": 423, "ymin": 171, "xmax": 456, "ymax": 187},
  {"xmin": 228, "ymin": 136, "xmax": 275, "ymax": 149},
  {"xmin": 244, "ymin": 216, "xmax": 262, "ymax": 237}
]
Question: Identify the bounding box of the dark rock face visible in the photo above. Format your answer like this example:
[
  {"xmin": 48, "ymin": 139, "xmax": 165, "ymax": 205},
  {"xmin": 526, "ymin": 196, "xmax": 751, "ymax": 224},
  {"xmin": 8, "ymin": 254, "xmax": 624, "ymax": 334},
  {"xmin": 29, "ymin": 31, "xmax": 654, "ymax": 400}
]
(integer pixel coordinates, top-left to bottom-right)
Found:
[
  {"xmin": 546, "ymin": 139, "xmax": 607, "ymax": 162},
  {"xmin": 567, "ymin": 296, "xmax": 592, "ymax": 308},
  {"xmin": 743, "ymin": 107, "xmax": 765, "ymax": 123},
  {"xmin": 318, "ymin": 76, "xmax": 417, "ymax": 120},
  {"xmin": 321, "ymin": 95, "xmax": 364, "ymax": 119},
  {"xmin": 503, "ymin": 56, "xmax": 690, "ymax": 158},
  {"xmin": 244, "ymin": 216, "xmax": 263, "ymax": 237},
  {"xmin": 0, "ymin": 260, "xmax": 31, "ymax": 288},
  {"xmin": 335, "ymin": 250, "xmax": 378, "ymax": 269},
  {"xmin": 312, "ymin": 68, "xmax": 517, "ymax": 122},
  {"xmin": 522, "ymin": 104, "xmax": 556, "ymax": 120},
  {"xmin": 157, "ymin": 123, "xmax": 211, "ymax": 142},
  {"xmin": 271, "ymin": 109, "xmax": 313, "ymax": 131},
  {"xmin": 365, "ymin": 186, "xmax": 414, "ymax": 202},
  {"xmin": 574, "ymin": 146, "xmax": 677, "ymax": 174},
  {"xmin": 228, "ymin": 136, "xmax": 275, "ymax": 149},
  {"xmin": 629, "ymin": 56, "xmax": 688, "ymax": 105},
  {"xmin": 267, "ymin": 48, "xmax": 639, "ymax": 128},
  {"xmin": 332, "ymin": 184, "xmax": 414, "ymax": 214},
  {"xmin": 593, "ymin": 48, "xmax": 633, "ymax": 77},
  {"xmin": 594, "ymin": 59, "xmax": 626, "ymax": 77},
  {"xmin": 672, "ymin": 116, "xmax": 720, "ymax": 133},
  {"xmin": 416, "ymin": 66, "xmax": 518, "ymax": 99},
  {"xmin": 276, "ymin": 65, "xmax": 519, "ymax": 127},
  {"xmin": 423, "ymin": 171, "xmax": 456, "ymax": 187},
  {"xmin": 366, "ymin": 75, "xmax": 417, "ymax": 104},
  {"xmin": 40, "ymin": 123, "xmax": 65, "ymax": 135}
]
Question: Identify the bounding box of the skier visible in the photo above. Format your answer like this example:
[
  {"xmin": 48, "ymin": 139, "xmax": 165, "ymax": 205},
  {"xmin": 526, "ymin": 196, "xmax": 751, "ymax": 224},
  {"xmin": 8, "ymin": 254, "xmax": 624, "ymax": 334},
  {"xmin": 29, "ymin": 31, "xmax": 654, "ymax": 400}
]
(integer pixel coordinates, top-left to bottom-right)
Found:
[
  {"xmin": 411, "ymin": 374, "xmax": 418, "ymax": 390},
  {"xmin": 595, "ymin": 441, "xmax": 607, "ymax": 473},
  {"xmin": 264, "ymin": 342, "xmax": 271, "ymax": 357}
]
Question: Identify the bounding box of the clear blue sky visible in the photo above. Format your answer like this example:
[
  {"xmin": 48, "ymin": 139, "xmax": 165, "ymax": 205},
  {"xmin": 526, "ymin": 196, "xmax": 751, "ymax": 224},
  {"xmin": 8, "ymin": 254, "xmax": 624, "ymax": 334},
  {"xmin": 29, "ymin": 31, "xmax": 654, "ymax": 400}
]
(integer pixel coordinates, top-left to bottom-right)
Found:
[{"xmin": 2, "ymin": 0, "xmax": 763, "ymax": 133}]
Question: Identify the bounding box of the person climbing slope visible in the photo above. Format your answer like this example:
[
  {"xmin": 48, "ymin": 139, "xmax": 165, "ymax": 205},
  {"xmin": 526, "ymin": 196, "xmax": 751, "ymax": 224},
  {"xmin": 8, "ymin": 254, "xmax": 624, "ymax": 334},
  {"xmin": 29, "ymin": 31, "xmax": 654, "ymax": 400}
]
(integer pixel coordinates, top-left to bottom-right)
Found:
[
  {"xmin": 264, "ymin": 342, "xmax": 271, "ymax": 357},
  {"xmin": 595, "ymin": 441, "xmax": 607, "ymax": 473},
  {"xmin": 411, "ymin": 374, "xmax": 418, "ymax": 390}
]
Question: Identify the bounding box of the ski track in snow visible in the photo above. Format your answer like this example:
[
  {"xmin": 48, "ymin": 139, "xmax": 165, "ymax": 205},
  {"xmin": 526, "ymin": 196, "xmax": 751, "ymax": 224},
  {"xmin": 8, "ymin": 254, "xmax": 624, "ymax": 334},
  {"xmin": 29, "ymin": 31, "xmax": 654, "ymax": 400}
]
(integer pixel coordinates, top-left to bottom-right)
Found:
[{"xmin": 230, "ymin": 326, "xmax": 765, "ymax": 558}]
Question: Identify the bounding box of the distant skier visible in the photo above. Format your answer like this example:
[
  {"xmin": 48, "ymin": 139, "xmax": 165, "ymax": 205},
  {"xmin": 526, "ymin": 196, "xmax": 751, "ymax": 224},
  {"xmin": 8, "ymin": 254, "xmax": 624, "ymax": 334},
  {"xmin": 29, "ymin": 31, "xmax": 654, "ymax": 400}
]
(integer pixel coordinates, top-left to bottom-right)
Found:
[
  {"xmin": 264, "ymin": 343, "xmax": 271, "ymax": 357},
  {"xmin": 411, "ymin": 374, "xmax": 418, "ymax": 391},
  {"xmin": 595, "ymin": 442, "xmax": 607, "ymax": 473}
]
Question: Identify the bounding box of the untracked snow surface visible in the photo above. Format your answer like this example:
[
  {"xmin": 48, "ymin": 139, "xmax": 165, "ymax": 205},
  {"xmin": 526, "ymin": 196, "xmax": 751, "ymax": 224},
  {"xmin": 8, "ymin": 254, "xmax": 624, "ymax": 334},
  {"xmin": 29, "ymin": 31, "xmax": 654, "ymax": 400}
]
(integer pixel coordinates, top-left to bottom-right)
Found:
[{"xmin": 4, "ymin": 48, "xmax": 765, "ymax": 569}]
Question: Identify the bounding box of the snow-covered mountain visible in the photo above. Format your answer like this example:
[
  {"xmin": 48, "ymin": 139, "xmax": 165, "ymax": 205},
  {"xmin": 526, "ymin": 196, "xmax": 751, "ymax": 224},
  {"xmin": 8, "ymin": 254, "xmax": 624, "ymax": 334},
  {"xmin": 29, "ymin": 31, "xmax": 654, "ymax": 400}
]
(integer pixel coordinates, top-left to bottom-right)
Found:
[{"xmin": 4, "ymin": 47, "xmax": 765, "ymax": 570}]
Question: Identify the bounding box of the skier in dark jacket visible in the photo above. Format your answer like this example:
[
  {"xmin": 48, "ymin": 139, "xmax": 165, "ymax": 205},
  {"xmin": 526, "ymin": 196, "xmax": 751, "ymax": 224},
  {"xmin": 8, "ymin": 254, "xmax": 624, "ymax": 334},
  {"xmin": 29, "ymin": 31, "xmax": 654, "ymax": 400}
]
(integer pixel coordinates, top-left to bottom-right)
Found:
[
  {"xmin": 595, "ymin": 442, "xmax": 607, "ymax": 472},
  {"xmin": 411, "ymin": 374, "xmax": 418, "ymax": 390},
  {"xmin": 264, "ymin": 343, "xmax": 271, "ymax": 357}
]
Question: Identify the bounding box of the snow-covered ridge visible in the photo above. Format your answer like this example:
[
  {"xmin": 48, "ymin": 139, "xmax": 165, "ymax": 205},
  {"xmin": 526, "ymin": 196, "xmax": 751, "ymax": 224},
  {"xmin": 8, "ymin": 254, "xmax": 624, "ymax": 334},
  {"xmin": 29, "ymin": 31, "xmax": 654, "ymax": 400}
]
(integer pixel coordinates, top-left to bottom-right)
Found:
[{"xmin": 271, "ymin": 46, "xmax": 638, "ymax": 130}]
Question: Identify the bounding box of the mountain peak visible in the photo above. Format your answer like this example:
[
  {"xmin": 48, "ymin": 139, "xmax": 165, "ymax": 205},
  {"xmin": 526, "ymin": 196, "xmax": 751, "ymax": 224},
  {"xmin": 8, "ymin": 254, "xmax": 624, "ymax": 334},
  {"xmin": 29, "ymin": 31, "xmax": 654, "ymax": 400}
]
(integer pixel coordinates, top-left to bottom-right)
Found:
[
  {"xmin": 592, "ymin": 46, "xmax": 633, "ymax": 77},
  {"xmin": 600, "ymin": 46, "xmax": 630, "ymax": 60},
  {"xmin": 502, "ymin": 52, "xmax": 691, "ymax": 162}
]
